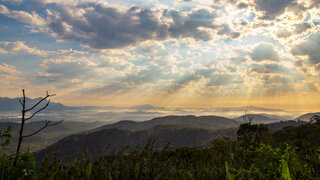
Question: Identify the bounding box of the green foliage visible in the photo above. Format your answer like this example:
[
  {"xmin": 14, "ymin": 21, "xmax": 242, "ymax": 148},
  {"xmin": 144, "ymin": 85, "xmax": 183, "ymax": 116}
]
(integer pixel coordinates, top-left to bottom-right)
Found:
[
  {"xmin": 237, "ymin": 122, "xmax": 272, "ymax": 146},
  {"xmin": 0, "ymin": 152, "xmax": 37, "ymax": 180},
  {"xmin": 225, "ymin": 161, "xmax": 235, "ymax": 180},
  {"xmin": 105, "ymin": 166, "xmax": 112, "ymax": 180},
  {"xmin": 281, "ymin": 159, "xmax": 292, "ymax": 180},
  {"xmin": 86, "ymin": 161, "xmax": 92, "ymax": 179},
  {"xmin": 0, "ymin": 126, "xmax": 11, "ymax": 148}
]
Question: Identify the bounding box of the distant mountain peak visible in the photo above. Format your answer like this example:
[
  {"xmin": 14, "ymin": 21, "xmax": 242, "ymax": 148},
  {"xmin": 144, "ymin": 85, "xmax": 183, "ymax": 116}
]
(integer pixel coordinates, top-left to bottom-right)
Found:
[{"xmin": 295, "ymin": 112, "xmax": 320, "ymax": 121}]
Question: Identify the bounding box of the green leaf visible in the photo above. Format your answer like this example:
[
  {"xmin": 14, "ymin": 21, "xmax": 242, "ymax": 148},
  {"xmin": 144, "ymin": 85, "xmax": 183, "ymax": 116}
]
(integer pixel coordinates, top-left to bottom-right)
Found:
[
  {"xmin": 134, "ymin": 163, "xmax": 140, "ymax": 180},
  {"xmin": 281, "ymin": 159, "xmax": 292, "ymax": 180},
  {"xmin": 225, "ymin": 161, "xmax": 235, "ymax": 180},
  {"xmin": 105, "ymin": 167, "xmax": 112, "ymax": 180},
  {"xmin": 86, "ymin": 161, "xmax": 92, "ymax": 179}
]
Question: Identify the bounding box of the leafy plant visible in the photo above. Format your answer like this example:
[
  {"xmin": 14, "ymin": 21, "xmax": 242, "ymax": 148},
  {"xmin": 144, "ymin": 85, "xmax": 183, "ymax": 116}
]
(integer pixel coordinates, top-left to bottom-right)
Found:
[{"xmin": 0, "ymin": 126, "xmax": 11, "ymax": 148}]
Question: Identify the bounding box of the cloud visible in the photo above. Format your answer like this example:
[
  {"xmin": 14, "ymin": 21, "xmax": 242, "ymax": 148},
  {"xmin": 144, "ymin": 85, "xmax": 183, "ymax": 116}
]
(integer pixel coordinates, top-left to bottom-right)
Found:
[
  {"xmin": 276, "ymin": 30, "xmax": 292, "ymax": 38},
  {"xmin": 250, "ymin": 43, "xmax": 279, "ymax": 61},
  {"xmin": 315, "ymin": 63, "xmax": 320, "ymax": 71},
  {"xmin": 294, "ymin": 23, "xmax": 312, "ymax": 34},
  {"xmin": 249, "ymin": 63, "xmax": 288, "ymax": 74},
  {"xmin": 0, "ymin": 41, "xmax": 87, "ymax": 56},
  {"xmin": 291, "ymin": 33, "xmax": 320, "ymax": 65},
  {"xmin": 217, "ymin": 24, "xmax": 240, "ymax": 39},
  {"xmin": 0, "ymin": 41, "xmax": 46, "ymax": 56},
  {"xmin": 237, "ymin": 2, "xmax": 248, "ymax": 9},
  {"xmin": 0, "ymin": 3, "xmax": 241, "ymax": 49},
  {"xmin": 167, "ymin": 8, "xmax": 217, "ymax": 41},
  {"xmin": 250, "ymin": 74, "xmax": 294, "ymax": 96},
  {"xmin": 0, "ymin": 63, "xmax": 29, "ymax": 97},
  {"xmin": 254, "ymin": 0, "xmax": 295, "ymax": 20},
  {"xmin": 36, "ymin": 57, "xmax": 106, "ymax": 85},
  {"xmin": 206, "ymin": 73, "xmax": 243, "ymax": 87},
  {"xmin": 0, "ymin": 4, "xmax": 45, "ymax": 27},
  {"xmin": 0, "ymin": 63, "xmax": 20, "ymax": 74}
]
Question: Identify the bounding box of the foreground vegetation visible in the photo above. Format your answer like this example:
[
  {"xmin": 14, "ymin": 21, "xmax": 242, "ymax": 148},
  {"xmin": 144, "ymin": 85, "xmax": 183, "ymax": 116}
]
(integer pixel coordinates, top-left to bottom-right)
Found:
[{"xmin": 1, "ymin": 118, "xmax": 320, "ymax": 179}]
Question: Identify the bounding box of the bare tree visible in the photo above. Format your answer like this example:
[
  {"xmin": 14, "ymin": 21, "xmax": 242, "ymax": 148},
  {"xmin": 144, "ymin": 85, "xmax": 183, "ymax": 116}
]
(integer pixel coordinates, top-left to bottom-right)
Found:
[
  {"xmin": 14, "ymin": 89, "xmax": 63, "ymax": 166},
  {"xmin": 242, "ymin": 110, "xmax": 254, "ymax": 123}
]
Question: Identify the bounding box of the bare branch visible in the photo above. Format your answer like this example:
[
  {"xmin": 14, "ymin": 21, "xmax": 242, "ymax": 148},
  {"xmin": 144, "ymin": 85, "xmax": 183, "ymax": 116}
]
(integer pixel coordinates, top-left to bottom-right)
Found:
[
  {"xmin": 46, "ymin": 90, "xmax": 56, "ymax": 97},
  {"xmin": 25, "ymin": 100, "xmax": 50, "ymax": 121},
  {"xmin": 47, "ymin": 119, "xmax": 64, "ymax": 127},
  {"xmin": 25, "ymin": 91, "xmax": 55, "ymax": 112},
  {"xmin": 19, "ymin": 99, "xmax": 23, "ymax": 106},
  {"xmin": 22, "ymin": 121, "xmax": 49, "ymax": 138},
  {"xmin": 22, "ymin": 120, "xmax": 64, "ymax": 138}
]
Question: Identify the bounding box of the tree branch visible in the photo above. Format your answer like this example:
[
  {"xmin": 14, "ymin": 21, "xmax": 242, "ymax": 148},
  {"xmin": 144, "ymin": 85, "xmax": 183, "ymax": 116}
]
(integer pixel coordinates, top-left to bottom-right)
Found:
[
  {"xmin": 22, "ymin": 120, "xmax": 64, "ymax": 138},
  {"xmin": 19, "ymin": 99, "xmax": 23, "ymax": 106},
  {"xmin": 25, "ymin": 91, "xmax": 56, "ymax": 112},
  {"xmin": 25, "ymin": 100, "xmax": 50, "ymax": 121}
]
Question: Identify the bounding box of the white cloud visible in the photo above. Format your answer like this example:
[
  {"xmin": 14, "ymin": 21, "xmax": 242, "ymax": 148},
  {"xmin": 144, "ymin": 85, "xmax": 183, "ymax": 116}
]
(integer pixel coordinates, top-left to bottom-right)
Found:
[
  {"xmin": 0, "ymin": 5, "xmax": 46, "ymax": 27},
  {"xmin": 0, "ymin": 41, "xmax": 87, "ymax": 56},
  {"xmin": 0, "ymin": 63, "xmax": 20, "ymax": 74}
]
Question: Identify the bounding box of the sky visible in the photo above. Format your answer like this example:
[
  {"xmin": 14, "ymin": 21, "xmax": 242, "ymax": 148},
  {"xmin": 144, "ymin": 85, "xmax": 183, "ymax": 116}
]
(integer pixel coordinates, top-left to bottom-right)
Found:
[{"xmin": 0, "ymin": 0, "xmax": 320, "ymax": 114}]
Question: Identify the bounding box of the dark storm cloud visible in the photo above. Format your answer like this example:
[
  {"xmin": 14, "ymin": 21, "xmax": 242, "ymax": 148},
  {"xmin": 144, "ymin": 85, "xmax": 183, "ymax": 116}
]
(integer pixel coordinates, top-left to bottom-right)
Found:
[
  {"xmin": 237, "ymin": 2, "xmax": 249, "ymax": 9},
  {"xmin": 43, "ymin": 4, "xmax": 222, "ymax": 49},
  {"xmin": 254, "ymin": 0, "xmax": 294, "ymax": 19},
  {"xmin": 167, "ymin": 9, "xmax": 217, "ymax": 41},
  {"xmin": 250, "ymin": 43, "xmax": 279, "ymax": 61},
  {"xmin": 0, "ymin": 2, "xmax": 245, "ymax": 49},
  {"xmin": 46, "ymin": 4, "xmax": 166, "ymax": 49},
  {"xmin": 291, "ymin": 33, "xmax": 320, "ymax": 65},
  {"xmin": 217, "ymin": 24, "xmax": 240, "ymax": 39}
]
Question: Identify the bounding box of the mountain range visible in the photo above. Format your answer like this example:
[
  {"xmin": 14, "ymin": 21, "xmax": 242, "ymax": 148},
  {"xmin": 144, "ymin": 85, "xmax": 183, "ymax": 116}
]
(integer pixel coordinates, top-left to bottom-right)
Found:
[
  {"xmin": 233, "ymin": 114, "xmax": 283, "ymax": 123},
  {"xmin": 35, "ymin": 115, "xmax": 239, "ymax": 163},
  {"xmin": 91, "ymin": 115, "xmax": 239, "ymax": 132},
  {"xmin": 1, "ymin": 96, "xmax": 319, "ymax": 163}
]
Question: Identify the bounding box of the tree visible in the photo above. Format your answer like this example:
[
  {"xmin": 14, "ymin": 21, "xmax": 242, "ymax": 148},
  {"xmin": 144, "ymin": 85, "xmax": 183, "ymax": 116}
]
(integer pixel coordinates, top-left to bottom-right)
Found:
[
  {"xmin": 310, "ymin": 115, "xmax": 320, "ymax": 124},
  {"xmin": 14, "ymin": 89, "xmax": 63, "ymax": 166},
  {"xmin": 237, "ymin": 114, "xmax": 272, "ymax": 146}
]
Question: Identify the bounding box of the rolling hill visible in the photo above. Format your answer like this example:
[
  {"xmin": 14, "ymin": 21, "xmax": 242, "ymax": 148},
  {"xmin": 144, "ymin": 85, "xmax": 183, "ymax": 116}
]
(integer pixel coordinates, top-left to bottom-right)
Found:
[
  {"xmin": 295, "ymin": 112, "xmax": 320, "ymax": 121},
  {"xmin": 35, "ymin": 125, "xmax": 237, "ymax": 163},
  {"xmin": 233, "ymin": 114, "xmax": 283, "ymax": 123},
  {"xmin": 34, "ymin": 115, "xmax": 239, "ymax": 162},
  {"xmin": 91, "ymin": 115, "xmax": 240, "ymax": 132}
]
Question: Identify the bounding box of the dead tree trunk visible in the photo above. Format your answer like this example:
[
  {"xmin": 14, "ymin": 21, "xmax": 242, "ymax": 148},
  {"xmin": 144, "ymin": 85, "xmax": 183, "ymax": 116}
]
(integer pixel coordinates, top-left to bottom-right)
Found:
[{"xmin": 14, "ymin": 89, "xmax": 63, "ymax": 166}]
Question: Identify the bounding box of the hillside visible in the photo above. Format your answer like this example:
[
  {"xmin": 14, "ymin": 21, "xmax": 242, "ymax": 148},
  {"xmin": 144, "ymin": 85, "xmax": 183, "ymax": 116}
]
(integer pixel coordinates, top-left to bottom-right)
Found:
[
  {"xmin": 0, "ymin": 121, "xmax": 103, "ymax": 153},
  {"xmin": 91, "ymin": 115, "xmax": 239, "ymax": 132},
  {"xmin": 233, "ymin": 114, "xmax": 283, "ymax": 123},
  {"xmin": 35, "ymin": 125, "xmax": 237, "ymax": 163},
  {"xmin": 266, "ymin": 120, "xmax": 307, "ymax": 132},
  {"xmin": 295, "ymin": 112, "xmax": 320, "ymax": 121}
]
